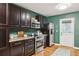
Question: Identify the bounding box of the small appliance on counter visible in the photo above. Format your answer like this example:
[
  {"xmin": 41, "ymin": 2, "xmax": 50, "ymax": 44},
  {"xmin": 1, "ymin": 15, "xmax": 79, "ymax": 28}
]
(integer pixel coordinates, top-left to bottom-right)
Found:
[
  {"xmin": 9, "ymin": 33, "xmax": 17, "ymax": 39},
  {"xmin": 17, "ymin": 31, "xmax": 24, "ymax": 38}
]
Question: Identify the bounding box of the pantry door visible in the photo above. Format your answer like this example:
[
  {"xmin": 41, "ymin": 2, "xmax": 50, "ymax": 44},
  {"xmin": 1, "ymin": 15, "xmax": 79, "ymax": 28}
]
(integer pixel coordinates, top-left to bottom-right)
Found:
[{"xmin": 60, "ymin": 18, "xmax": 74, "ymax": 47}]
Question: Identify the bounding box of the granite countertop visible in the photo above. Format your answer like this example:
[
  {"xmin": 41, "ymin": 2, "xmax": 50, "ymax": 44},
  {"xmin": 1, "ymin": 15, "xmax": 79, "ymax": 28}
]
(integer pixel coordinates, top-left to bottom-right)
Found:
[{"xmin": 9, "ymin": 36, "xmax": 34, "ymax": 42}]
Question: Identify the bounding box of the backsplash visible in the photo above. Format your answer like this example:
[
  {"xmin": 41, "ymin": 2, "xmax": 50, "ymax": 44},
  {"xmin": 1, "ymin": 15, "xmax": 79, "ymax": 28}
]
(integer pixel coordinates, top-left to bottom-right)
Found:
[{"xmin": 9, "ymin": 28, "xmax": 37, "ymax": 38}]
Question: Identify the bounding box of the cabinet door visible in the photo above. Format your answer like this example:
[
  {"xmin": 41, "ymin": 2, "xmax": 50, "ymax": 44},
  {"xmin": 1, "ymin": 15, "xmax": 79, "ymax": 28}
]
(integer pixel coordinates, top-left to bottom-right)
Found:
[
  {"xmin": 0, "ymin": 3, "xmax": 6, "ymax": 25},
  {"xmin": 10, "ymin": 41, "xmax": 24, "ymax": 56},
  {"xmin": 35, "ymin": 15, "xmax": 43, "ymax": 28},
  {"xmin": 0, "ymin": 48, "xmax": 9, "ymax": 56},
  {"xmin": 24, "ymin": 40, "xmax": 28, "ymax": 56},
  {"xmin": 0, "ymin": 27, "xmax": 7, "ymax": 48},
  {"xmin": 27, "ymin": 47, "xmax": 35, "ymax": 56},
  {"xmin": 28, "ymin": 39, "xmax": 34, "ymax": 45},
  {"xmin": 10, "ymin": 45, "xmax": 24, "ymax": 56},
  {"xmin": 21, "ymin": 8, "xmax": 31, "ymax": 27},
  {"xmin": 25, "ymin": 45, "xmax": 28, "ymax": 56},
  {"xmin": 8, "ymin": 4, "xmax": 20, "ymax": 26},
  {"xmin": 25, "ymin": 12, "xmax": 31, "ymax": 27},
  {"xmin": 25, "ymin": 39, "xmax": 35, "ymax": 56},
  {"xmin": 21, "ymin": 8, "xmax": 26, "ymax": 26},
  {"xmin": 25, "ymin": 44, "xmax": 35, "ymax": 56}
]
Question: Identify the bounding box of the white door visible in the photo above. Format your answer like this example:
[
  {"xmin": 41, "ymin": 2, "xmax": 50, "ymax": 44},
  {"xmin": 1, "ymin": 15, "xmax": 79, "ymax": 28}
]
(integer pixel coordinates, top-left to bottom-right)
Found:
[{"xmin": 60, "ymin": 18, "xmax": 74, "ymax": 47}]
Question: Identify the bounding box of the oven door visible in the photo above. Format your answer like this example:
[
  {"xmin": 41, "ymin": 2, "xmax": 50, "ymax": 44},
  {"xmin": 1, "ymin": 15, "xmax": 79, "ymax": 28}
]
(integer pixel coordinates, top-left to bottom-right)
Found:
[{"xmin": 36, "ymin": 40, "xmax": 43, "ymax": 48}]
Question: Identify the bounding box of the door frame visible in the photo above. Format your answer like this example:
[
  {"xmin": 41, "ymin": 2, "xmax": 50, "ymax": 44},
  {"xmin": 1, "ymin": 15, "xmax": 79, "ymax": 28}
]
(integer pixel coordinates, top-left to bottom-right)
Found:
[{"xmin": 59, "ymin": 17, "xmax": 75, "ymax": 47}]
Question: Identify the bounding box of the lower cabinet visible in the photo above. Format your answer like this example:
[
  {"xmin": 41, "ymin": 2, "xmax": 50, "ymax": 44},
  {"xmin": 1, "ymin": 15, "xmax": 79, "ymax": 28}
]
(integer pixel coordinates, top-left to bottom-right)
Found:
[
  {"xmin": 9, "ymin": 41, "xmax": 24, "ymax": 56},
  {"xmin": 25, "ymin": 45, "xmax": 35, "ymax": 56},
  {"xmin": 25, "ymin": 38, "xmax": 35, "ymax": 56},
  {"xmin": 0, "ymin": 48, "xmax": 9, "ymax": 56},
  {"xmin": 9, "ymin": 38, "xmax": 35, "ymax": 56},
  {"xmin": 27, "ymin": 46, "xmax": 35, "ymax": 56}
]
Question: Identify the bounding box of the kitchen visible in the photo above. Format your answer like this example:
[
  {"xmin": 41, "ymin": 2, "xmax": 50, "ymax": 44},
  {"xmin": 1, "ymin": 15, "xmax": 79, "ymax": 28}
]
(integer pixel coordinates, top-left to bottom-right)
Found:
[
  {"xmin": 1, "ymin": 3, "xmax": 79, "ymax": 56},
  {"xmin": 0, "ymin": 3, "xmax": 54, "ymax": 56}
]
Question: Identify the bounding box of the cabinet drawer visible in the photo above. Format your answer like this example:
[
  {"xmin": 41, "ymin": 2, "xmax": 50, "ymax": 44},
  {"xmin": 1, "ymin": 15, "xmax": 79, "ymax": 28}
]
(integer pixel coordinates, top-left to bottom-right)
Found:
[
  {"xmin": 28, "ymin": 45, "xmax": 34, "ymax": 48},
  {"xmin": 28, "ymin": 39, "xmax": 34, "ymax": 44},
  {"xmin": 10, "ymin": 41, "xmax": 24, "ymax": 47},
  {"xmin": 25, "ymin": 39, "xmax": 34, "ymax": 45}
]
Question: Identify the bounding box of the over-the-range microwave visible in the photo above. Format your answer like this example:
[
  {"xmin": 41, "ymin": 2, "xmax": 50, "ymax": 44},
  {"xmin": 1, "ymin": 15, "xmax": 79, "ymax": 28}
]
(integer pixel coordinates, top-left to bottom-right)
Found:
[{"xmin": 31, "ymin": 22, "xmax": 40, "ymax": 28}]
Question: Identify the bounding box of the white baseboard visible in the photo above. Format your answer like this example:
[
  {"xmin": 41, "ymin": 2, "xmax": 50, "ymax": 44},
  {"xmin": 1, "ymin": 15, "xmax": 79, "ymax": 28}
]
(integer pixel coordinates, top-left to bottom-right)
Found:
[
  {"xmin": 73, "ymin": 47, "xmax": 79, "ymax": 50},
  {"xmin": 54, "ymin": 43, "xmax": 74, "ymax": 48},
  {"xmin": 54, "ymin": 43, "xmax": 61, "ymax": 46},
  {"xmin": 54, "ymin": 43, "xmax": 79, "ymax": 50}
]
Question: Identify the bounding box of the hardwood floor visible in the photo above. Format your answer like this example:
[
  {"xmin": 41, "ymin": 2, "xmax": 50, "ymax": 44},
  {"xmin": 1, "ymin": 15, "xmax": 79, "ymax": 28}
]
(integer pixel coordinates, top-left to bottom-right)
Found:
[
  {"xmin": 33, "ymin": 45, "xmax": 58, "ymax": 56},
  {"xmin": 32, "ymin": 45, "xmax": 79, "ymax": 56}
]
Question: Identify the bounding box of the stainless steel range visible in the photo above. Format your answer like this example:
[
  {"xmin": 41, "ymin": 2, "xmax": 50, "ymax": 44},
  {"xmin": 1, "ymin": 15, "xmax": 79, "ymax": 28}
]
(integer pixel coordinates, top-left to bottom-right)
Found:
[{"xmin": 35, "ymin": 31, "xmax": 44, "ymax": 53}]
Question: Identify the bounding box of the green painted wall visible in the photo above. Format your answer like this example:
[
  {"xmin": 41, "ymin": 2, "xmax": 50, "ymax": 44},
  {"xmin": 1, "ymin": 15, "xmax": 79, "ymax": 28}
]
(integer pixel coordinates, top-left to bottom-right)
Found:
[{"xmin": 46, "ymin": 11, "xmax": 79, "ymax": 47}]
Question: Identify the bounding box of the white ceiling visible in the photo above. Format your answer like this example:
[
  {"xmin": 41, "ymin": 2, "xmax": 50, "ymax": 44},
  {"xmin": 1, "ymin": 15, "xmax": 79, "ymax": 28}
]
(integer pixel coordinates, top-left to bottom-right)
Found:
[{"xmin": 15, "ymin": 3, "xmax": 79, "ymax": 16}]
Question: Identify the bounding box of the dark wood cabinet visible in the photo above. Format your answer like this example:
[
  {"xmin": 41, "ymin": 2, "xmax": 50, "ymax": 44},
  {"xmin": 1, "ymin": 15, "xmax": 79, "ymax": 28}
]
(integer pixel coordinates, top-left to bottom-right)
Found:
[
  {"xmin": 0, "ymin": 48, "xmax": 9, "ymax": 56},
  {"xmin": 21, "ymin": 8, "xmax": 26, "ymax": 27},
  {"xmin": 0, "ymin": 3, "xmax": 8, "ymax": 25},
  {"xmin": 25, "ymin": 12, "xmax": 31, "ymax": 27},
  {"xmin": 0, "ymin": 3, "xmax": 45, "ymax": 56},
  {"xmin": 35, "ymin": 15, "xmax": 43, "ymax": 28},
  {"xmin": 24, "ymin": 38, "xmax": 35, "ymax": 56},
  {"xmin": 21, "ymin": 8, "xmax": 31, "ymax": 27},
  {"xmin": 9, "ymin": 41, "xmax": 24, "ymax": 56},
  {"xmin": 0, "ymin": 27, "xmax": 8, "ymax": 48},
  {"xmin": 8, "ymin": 4, "xmax": 20, "ymax": 26},
  {"xmin": 9, "ymin": 38, "xmax": 35, "ymax": 56},
  {"xmin": 0, "ymin": 27, "xmax": 9, "ymax": 56}
]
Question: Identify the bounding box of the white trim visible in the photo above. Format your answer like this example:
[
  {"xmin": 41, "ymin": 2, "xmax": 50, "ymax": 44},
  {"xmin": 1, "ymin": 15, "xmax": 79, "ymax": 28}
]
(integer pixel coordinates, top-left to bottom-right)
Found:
[
  {"xmin": 59, "ymin": 17, "xmax": 75, "ymax": 47},
  {"xmin": 74, "ymin": 47, "xmax": 79, "ymax": 50},
  {"xmin": 54, "ymin": 43, "xmax": 61, "ymax": 46},
  {"xmin": 54, "ymin": 43, "xmax": 79, "ymax": 50}
]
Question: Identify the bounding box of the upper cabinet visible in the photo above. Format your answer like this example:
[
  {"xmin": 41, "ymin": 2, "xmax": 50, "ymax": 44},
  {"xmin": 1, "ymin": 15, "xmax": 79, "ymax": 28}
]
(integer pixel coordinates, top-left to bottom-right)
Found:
[
  {"xmin": 20, "ymin": 8, "xmax": 26, "ymax": 26},
  {"xmin": 20, "ymin": 8, "xmax": 31, "ymax": 27},
  {"xmin": 0, "ymin": 3, "xmax": 8, "ymax": 25},
  {"xmin": 0, "ymin": 3, "xmax": 44, "ymax": 28},
  {"xmin": 35, "ymin": 15, "xmax": 43, "ymax": 28},
  {"xmin": 8, "ymin": 4, "xmax": 20, "ymax": 26}
]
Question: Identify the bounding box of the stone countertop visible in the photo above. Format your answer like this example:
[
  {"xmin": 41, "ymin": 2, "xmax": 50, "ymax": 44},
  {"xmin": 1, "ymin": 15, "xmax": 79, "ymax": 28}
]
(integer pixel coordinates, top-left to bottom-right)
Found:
[{"xmin": 9, "ymin": 36, "xmax": 34, "ymax": 43}]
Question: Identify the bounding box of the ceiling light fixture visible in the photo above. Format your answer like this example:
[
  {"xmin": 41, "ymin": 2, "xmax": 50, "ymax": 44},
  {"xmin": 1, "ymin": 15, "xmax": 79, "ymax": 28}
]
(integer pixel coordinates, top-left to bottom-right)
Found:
[{"xmin": 56, "ymin": 3, "xmax": 72, "ymax": 10}]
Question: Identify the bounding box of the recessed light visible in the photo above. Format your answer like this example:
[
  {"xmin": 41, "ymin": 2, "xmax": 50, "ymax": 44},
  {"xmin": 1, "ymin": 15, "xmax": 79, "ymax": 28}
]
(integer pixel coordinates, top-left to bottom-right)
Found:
[{"xmin": 56, "ymin": 3, "xmax": 72, "ymax": 10}]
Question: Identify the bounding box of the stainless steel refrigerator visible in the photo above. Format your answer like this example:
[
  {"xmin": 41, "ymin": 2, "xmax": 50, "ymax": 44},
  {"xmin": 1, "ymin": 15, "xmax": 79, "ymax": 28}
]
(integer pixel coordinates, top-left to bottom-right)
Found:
[
  {"xmin": 40, "ymin": 23, "xmax": 54, "ymax": 47},
  {"xmin": 48, "ymin": 23, "xmax": 54, "ymax": 46}
]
